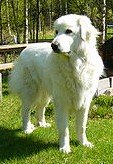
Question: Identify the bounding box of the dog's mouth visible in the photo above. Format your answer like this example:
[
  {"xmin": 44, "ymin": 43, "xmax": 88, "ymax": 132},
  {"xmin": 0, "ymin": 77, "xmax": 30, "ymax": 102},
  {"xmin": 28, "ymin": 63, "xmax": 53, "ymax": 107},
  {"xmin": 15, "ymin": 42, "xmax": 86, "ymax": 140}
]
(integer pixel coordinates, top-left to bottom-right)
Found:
[
  {"xmin": 53, "ymin": 49, "xmax": 61, "ymax": 53},
  {"xmin": 63, "ymin": 51, "xmax": 71, "ymax": 56},
  {"xmin": 53, "ymin": 51, "xmax": 71, "ymax": 57}
]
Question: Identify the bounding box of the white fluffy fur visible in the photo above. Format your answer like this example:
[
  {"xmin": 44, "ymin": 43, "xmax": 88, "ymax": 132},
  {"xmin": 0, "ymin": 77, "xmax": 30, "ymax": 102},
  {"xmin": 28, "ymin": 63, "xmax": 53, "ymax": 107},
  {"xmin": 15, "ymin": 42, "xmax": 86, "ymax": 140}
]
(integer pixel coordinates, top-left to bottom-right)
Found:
[{"xmin": 9, "ymin": 14, "xmax": 104, "ymax": 153}]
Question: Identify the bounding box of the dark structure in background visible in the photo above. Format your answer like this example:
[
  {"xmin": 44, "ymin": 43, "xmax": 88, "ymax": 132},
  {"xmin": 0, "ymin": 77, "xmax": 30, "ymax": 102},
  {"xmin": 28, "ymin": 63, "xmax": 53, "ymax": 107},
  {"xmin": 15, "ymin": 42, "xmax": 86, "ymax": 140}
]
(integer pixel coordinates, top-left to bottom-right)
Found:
[{"xmin": 99, "ymin": 37, "xmax": 113, "ymax": 76}]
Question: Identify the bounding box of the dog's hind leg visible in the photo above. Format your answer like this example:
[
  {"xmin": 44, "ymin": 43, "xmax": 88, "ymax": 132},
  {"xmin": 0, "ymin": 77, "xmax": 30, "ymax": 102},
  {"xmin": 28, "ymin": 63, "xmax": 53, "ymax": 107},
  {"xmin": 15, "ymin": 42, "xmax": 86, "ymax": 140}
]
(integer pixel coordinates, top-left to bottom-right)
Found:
[
  {"xmin": 21, "ymin": 88, "xmax": 37, "ymax": 134},
  {"xmin": 35, "ymin": 93, "xmax": 51, "ymax": 128},
  {"xmin": 22, "ymin": 101, "xmax": 35, "ymax": 134},
  {"xmin": 36, "ymin": 106, "xmax": 51, "ymax": 128}
]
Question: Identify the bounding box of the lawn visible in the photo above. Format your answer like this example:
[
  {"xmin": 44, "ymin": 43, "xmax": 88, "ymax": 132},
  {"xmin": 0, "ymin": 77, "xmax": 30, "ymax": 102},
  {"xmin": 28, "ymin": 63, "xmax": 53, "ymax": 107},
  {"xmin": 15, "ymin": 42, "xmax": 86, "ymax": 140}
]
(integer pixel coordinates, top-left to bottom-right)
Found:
[{"xmin": 0, "ymin": 78, "xmax": 113, "ymax": 164}]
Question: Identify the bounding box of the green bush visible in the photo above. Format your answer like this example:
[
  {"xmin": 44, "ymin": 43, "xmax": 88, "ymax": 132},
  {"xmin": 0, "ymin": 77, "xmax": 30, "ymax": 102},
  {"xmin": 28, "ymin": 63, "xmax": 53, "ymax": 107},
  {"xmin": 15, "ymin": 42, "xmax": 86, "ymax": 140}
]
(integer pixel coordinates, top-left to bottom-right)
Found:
[
  {"xmin": 45, "ymin": 95, "xmax": 113, "ymax": 119},
  {"xmin": 90, "ymin": 95, "xmax": 113, "ymax": 119}
]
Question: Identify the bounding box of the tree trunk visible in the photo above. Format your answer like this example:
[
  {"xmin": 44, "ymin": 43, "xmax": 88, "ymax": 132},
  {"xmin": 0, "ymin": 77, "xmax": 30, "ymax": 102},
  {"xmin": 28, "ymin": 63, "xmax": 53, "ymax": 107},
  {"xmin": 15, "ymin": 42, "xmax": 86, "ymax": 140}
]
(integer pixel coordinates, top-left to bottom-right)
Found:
[
  {"xmin": 36, "ymin": 0, "xmax": 39, "ymax": 42},
  {"xmin": 29, "ymin": 0, "xmax": 33, "ymax": 42},
  {"xmin": 11, "ymin": 0, "xmax": 20, "ymax": 43},
  {"xmin": 23, "ymin": 0, "xmax": 28, "ymax": 43},
  {"xmin": 102, "ymin": 0, "xmax": 106, "ymax": 43},
  {"xmin": 32, "ymin": 17, "xmax": 35, "ymax": 42},
  {"xmin": 49, "ymin": 0, "xmax": 52, "ymax": 29},
  {"xmin": 65, "ymin": 0, "xmax": 68, "ymax": 14},
  {"xmin": 6, "ymin": 0, "xmax": 17, "ymax": 43},
  {"xmin": 0, "ymin": 0, "xmax": 2, "ymax": 44}
]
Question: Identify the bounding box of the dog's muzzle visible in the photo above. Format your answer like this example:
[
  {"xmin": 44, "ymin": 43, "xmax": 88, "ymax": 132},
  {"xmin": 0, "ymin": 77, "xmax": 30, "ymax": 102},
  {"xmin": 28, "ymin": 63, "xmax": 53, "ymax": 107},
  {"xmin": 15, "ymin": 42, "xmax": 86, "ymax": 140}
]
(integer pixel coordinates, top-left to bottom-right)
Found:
[{"xmin": 51, "ymin": 42, "xmax": 71, "ymax": 55}]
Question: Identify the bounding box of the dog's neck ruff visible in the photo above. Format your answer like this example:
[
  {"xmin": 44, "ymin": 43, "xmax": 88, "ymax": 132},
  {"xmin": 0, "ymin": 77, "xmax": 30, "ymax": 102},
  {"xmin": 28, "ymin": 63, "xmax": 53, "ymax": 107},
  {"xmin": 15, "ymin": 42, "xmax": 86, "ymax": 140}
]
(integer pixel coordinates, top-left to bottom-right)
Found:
[{"xmin": 52, "ymin": 49, "xmax": 97, "ymax": 70}]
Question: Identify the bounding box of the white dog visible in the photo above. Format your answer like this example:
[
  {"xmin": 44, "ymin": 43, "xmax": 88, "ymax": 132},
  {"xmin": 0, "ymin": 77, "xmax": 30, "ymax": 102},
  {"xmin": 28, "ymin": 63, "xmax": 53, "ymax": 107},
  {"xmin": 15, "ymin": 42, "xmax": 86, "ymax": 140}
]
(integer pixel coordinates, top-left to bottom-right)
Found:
[{"xmin": 9, "ymin": 14, "xmax": 103, "ymax": 153}]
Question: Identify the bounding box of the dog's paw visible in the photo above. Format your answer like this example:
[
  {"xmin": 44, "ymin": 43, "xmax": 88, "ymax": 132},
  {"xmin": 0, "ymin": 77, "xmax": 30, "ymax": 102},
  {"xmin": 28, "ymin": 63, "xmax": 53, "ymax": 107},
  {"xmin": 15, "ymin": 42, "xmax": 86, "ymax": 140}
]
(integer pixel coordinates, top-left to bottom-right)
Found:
[
  {"xmin": 38, "ymin": 121, "xmax": 51, "ymax": 128},
  {"xmin": 24, "ymin": 123, "xmax": 35, "ymax": 134},
  {"xmin": 59, "ymin": 146, "xmax": 71, "ymax": 154},
  {"xmin": 83, "ymin": 141, "xmax": 94, "ymax": 148}
]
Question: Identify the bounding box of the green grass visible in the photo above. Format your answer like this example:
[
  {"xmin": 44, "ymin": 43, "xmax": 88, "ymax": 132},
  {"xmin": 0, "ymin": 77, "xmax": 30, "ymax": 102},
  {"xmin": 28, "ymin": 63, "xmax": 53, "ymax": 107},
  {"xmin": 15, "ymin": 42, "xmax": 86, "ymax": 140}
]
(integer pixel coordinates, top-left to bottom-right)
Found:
[{"xmin": 1, "ymin": 78, "xmax": 113, "ymax": 163}]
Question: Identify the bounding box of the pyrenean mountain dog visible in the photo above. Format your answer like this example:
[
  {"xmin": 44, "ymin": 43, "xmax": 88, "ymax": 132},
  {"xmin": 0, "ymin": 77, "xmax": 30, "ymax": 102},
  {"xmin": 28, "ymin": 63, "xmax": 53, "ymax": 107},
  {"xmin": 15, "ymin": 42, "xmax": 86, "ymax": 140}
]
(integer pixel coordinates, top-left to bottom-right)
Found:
[{"xmin": 9, "ymin": 14, "xmax": 103, "ymax": 153}]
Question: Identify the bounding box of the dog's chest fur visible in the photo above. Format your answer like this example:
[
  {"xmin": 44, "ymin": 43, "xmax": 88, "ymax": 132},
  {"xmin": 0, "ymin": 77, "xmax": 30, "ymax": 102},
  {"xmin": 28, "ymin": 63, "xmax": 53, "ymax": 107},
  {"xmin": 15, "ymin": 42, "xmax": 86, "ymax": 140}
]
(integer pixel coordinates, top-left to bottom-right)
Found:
[
  {"xmin": 50, "ymin": 54, "xmax": 95, "ymax": 91},
  {"xmin": 48, "ymin": 54, "xmax": 97, "ymax": 109}
]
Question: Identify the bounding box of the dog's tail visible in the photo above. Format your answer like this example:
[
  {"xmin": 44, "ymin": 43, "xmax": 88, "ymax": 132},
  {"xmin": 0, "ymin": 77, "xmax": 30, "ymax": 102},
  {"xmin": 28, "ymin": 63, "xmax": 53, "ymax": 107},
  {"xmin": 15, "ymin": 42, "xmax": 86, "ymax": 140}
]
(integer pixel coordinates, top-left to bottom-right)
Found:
[{"xmin": 9, "ymin": 58, "xmax": 24, "ymax": 95}]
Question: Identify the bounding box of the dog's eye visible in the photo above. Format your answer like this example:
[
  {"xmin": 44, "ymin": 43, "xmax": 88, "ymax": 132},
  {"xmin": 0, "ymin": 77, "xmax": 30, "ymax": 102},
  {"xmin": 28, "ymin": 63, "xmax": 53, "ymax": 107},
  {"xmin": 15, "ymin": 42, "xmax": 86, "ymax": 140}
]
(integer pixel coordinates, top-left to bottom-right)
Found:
[
  {"xmin": 65, "ymin": 29, "xmax": 72, "ymax": 34},
  {"xmin": 55, "ymin": 30, "xmax": 58, "ymax": 35}
]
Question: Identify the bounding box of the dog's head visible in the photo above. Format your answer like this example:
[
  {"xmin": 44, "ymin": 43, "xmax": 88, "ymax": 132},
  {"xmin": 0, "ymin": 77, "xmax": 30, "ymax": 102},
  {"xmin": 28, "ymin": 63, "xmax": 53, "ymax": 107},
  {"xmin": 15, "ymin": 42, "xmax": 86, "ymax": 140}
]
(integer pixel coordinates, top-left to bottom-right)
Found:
[{"xmin": 51, "ymin": 14, "xmax": 100, "ymax": 55}]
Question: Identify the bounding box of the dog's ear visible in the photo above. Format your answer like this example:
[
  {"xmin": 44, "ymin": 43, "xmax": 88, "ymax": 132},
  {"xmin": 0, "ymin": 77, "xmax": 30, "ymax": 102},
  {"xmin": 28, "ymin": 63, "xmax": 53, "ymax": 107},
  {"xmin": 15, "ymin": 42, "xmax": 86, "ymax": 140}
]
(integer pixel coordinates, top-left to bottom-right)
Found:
[{"xmin": 78, "ymin": 16, "xmax": 100, "ymax": 41}]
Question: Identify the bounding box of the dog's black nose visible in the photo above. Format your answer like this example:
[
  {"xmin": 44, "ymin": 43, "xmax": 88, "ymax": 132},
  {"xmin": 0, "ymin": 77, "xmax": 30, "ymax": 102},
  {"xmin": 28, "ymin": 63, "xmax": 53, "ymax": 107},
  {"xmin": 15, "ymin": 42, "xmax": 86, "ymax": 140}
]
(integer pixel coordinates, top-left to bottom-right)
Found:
[{"xmin": 51, "ymin": 43, "xmax": 59, "ymax": 52}]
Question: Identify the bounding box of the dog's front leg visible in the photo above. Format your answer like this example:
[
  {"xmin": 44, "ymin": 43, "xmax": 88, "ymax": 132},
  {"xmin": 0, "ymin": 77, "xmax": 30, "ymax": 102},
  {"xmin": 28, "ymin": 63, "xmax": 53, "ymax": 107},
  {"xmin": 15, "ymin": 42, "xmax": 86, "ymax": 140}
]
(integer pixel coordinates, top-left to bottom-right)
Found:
[
  {"xmin": 76, "ymin": 107, "xmax": 94, "ymax": 148},
  {"xmin": 55, "ymin": 107, "xmax": 71, "ymax": 153}
]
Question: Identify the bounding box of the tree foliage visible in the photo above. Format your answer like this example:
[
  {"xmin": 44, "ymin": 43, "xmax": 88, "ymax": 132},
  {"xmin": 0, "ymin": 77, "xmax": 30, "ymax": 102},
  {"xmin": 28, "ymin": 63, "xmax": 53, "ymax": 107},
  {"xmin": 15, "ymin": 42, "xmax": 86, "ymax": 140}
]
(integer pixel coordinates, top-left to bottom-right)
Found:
[{"xmin": 0, "ymin": 0, "xmax": 112, "ymax": 44}]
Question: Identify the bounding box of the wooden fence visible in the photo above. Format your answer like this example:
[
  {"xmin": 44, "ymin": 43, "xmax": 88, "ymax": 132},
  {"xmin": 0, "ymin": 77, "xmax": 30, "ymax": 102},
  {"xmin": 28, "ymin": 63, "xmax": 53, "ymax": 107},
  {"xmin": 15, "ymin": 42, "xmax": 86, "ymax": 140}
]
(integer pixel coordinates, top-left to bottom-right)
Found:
[{"xmin": 0, "ymin": 44, "xmax": 27, "ymax": 101}]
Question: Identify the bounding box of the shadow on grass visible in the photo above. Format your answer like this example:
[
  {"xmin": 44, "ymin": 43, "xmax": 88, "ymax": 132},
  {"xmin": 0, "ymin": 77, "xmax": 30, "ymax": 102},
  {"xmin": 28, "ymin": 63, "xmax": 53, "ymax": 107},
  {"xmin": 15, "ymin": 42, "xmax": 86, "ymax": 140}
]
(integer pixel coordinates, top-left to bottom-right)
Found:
[{"xmin": 0, "ymin": 126, "xmax": 58, "ymax": 162}]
